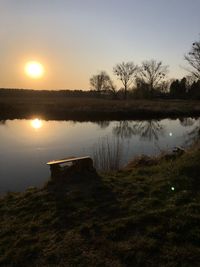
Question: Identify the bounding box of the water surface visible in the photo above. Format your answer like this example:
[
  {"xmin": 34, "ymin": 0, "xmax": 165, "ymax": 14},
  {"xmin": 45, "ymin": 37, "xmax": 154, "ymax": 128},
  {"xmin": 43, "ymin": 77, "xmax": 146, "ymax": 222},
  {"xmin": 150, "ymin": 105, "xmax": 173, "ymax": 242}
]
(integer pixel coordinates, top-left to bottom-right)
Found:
[{"xmin": 0, "ymin": 117, "xmax": 199, "ymax": 193}]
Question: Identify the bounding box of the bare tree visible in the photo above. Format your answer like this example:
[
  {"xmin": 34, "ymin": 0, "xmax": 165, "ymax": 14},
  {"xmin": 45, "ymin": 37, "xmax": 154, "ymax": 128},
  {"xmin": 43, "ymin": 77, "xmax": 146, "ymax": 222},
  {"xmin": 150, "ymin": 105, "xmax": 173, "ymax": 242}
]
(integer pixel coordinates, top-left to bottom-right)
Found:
[
  {"xmin": 138, "ymin": 59, "xmax": 168, "ymax": 95},
  {"xmin": 113, "ymin": 62, "xmax": 137, "ymax": 99},
  {"xmin": 185, "ymin": 39, "xmax": 200, "ymax": 79},
  {"xmin": 90, "ymin": 71, "xmax": 112, "ymax": 92}
]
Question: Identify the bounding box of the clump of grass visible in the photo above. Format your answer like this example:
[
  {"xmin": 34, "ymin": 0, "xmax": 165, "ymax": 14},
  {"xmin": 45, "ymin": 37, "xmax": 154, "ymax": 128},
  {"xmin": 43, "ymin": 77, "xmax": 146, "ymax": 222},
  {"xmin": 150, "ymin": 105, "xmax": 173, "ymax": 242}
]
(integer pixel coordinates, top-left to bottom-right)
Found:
[
  {"xmin": 92, "ymin": 136, "xmax": 123, "ymax": 172},
  {"xmin": 125, "ymin": 154, "xmax": 159, "ymax": 170}
]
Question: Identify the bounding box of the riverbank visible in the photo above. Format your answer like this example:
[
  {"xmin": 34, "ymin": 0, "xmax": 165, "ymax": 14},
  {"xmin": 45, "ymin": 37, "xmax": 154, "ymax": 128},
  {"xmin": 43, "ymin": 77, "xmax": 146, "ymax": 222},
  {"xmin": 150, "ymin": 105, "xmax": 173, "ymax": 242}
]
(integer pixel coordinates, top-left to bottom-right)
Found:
[
  {"xmin": 0, "ymin": 95, "xmax": 200, "ymax": 121},
  {"xmin": 1, "ymin": 145, "xmax": 200, "ymax": 266}
]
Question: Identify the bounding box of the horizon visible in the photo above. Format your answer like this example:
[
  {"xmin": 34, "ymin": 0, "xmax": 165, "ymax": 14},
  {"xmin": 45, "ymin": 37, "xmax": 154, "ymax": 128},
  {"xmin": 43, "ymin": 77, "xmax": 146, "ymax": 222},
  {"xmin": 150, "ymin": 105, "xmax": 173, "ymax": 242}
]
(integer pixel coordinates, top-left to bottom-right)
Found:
[{"xmin": 0, "ymin": 0, "xmax": 200, "ymax": 90}]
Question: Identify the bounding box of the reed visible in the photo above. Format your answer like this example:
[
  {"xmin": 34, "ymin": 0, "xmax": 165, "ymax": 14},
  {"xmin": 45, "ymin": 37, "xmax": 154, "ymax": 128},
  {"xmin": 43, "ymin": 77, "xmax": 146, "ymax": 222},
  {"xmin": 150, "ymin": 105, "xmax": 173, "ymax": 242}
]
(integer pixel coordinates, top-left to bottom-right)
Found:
[{"xmin": 92, "ymin": 136, "xmax": 123, "ymax": 172}]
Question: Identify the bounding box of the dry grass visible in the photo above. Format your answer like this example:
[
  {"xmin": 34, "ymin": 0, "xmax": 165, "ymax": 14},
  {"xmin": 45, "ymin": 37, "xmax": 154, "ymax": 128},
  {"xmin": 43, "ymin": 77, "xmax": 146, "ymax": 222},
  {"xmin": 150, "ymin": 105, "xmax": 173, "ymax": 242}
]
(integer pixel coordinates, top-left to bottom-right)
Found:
[
  {"xmin": 1, "ymin": 148, "xmax": 200, "ymax": 266},
  {"xmin": 92, "ymin": 136, "xmax": 123, "ymax": 172},
  {"xmin": 0, "ymin": 94, "xmax": 200, "ymax": 121}
]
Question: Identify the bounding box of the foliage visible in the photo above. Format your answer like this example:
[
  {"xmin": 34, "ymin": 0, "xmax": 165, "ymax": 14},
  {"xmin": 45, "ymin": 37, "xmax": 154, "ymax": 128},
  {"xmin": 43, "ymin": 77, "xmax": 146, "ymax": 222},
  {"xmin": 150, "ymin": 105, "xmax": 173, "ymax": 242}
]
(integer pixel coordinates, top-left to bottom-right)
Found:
[
  {"xmin": 169, "ymin": 78, "xmax": 200, "ymax": 99},
  {"xmin": 188, "ymin": 80, "xmax": 200, "ymax": 99},
  {"xmin": 170, "ymin": 77, "xmax": 187, "ymax": 98}
]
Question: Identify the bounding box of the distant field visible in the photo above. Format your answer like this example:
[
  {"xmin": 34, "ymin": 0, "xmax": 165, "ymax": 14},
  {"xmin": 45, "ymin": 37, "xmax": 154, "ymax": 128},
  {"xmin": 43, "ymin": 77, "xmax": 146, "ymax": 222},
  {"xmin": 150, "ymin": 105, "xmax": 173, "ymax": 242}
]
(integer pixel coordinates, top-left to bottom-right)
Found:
[{"xmin": 0, "ymin": 94, "xmax": 200, "ymax": 121}]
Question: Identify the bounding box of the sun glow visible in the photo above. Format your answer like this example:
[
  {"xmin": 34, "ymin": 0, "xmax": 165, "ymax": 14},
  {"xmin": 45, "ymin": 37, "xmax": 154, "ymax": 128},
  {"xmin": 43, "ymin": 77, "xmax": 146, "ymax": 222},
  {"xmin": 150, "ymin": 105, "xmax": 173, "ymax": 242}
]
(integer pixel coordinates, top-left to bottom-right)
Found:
[
  {"xmin": 31, "ymin": 119, "xmax": 43, "ymax": 129},
  {"xmin": 25, "ymin": 61, "xmax": 44, "ymax": 79}
]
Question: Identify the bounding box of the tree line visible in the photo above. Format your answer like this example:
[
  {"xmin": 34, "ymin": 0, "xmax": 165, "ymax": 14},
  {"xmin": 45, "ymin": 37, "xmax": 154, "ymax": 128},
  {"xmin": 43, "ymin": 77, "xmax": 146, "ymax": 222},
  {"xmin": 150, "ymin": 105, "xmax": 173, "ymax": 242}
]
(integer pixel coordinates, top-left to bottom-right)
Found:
[{"xmin": 90, "ymin": 37, "xmax": 200, "ymax": 100}]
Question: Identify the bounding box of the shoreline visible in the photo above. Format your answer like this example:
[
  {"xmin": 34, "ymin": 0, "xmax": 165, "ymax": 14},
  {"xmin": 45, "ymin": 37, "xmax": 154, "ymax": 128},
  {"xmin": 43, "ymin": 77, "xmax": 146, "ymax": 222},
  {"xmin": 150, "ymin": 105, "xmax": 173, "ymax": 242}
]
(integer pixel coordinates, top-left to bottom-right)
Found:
[{"xmin": 0, "ymin": 145, "xmax": 200, "ymax": 266}]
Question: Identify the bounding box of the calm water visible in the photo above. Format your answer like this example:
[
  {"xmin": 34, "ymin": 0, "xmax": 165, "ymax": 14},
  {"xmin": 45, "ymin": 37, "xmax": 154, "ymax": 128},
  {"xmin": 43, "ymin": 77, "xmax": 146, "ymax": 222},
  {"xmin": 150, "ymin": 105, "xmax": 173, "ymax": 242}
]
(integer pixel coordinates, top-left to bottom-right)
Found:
[{"xmin": 0, "ymin": 117, "xmax": 199, "ymax": 193}]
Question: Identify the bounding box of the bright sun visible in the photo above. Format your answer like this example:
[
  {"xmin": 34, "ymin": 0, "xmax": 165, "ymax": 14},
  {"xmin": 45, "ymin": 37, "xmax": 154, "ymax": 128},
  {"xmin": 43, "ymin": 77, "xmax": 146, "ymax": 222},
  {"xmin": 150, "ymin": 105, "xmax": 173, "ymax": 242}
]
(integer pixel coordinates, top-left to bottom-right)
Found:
[{"xmin": 25, "ymin": 61, "xmax": 44, "ymax": 79}]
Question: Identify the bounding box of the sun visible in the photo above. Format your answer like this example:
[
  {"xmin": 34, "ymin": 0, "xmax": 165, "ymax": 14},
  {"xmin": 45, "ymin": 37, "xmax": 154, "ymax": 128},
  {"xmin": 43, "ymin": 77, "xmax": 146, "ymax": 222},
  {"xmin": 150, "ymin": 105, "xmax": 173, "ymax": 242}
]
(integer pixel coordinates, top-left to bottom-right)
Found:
[{"xmin": 25, "ymin": 61, "xmax": 44, "ymax": 79}]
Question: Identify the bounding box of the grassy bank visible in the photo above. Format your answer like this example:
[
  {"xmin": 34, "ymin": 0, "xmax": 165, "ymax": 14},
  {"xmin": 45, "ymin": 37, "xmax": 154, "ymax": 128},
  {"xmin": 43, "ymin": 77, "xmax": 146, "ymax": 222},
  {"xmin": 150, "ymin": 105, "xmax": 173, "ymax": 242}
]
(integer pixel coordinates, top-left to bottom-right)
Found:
[
  {"xmin": 1, "ymin": 146, "xmax": 200, "ymax": 266},
  {"xmin": 0, "ymin": 94, "xmax": 200, "ymax": 121}
]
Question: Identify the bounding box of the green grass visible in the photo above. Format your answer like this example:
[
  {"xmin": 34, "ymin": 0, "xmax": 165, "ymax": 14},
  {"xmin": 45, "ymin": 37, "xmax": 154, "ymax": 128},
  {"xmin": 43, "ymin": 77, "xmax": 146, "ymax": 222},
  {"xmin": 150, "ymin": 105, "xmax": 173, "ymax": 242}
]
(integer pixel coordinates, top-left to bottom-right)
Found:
[{"xmin": 0, "ymin": 147, "xmax": 200, "ymax": 266}]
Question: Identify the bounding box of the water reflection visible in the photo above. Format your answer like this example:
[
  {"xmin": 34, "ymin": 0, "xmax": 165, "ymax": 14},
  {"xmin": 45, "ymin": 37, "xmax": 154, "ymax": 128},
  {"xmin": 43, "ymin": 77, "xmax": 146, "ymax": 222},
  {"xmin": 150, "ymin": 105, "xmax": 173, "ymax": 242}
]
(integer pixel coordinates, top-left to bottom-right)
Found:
[
  {"xmin": 134, "ymin": 120, "xmax": 165, "ymax": 141},
  {"xmin": 113, "ymin": 120, "xmax": 165, "ymax": 141},
  {"xmin": 179, "ymin": 118, "xmax": 195, "ymax": 127},
  {"xmin": 113, "ymin": 121, "xmax": 137, "ymax": 138},
  {"xmin": 0, "ymin": 117, "xmax": 199, "ymax": 193},
  {"xmin": 184, "ymin": 118, "xmax": 200, "ymax": 145},
  {"xmin": 31, "ymin": 118, "xmax": 43, "ymax": 129},
  {"xmin": 95, "ymin": 121, "xmax": 110, "ymax": 129},
  {"xmin": 0, "ymin": 120, "xmax": 6, "ymax": 125}
]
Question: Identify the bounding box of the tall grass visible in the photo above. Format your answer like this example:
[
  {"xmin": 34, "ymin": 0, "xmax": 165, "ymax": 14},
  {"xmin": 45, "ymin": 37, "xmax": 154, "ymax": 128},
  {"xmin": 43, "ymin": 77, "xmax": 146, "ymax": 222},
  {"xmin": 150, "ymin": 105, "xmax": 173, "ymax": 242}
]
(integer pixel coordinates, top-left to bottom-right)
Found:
[{"xmin": 92, "ymin": 136, "xmax": 123, "ymax": 172}]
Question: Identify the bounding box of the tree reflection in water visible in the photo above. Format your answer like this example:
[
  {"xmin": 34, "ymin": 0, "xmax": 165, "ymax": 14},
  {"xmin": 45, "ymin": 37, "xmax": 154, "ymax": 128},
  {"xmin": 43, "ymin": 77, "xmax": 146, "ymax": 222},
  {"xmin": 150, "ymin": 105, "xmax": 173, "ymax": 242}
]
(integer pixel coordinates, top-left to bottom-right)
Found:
[
  {"xmin": 183, "ymin": 118, "xmax": 200, "ymax": 145},
  {"xmin": 112, "ymin": 121, "xmax": 137, "ymax": 139},
  {"xmin": 0, "ymin": 120, "xmax": 6, "ymax": 125},
  {"xmin": 113, "ymin": 120, "xmax": 165, "ymax": 141},
  {"xmin": 179, "ymin": 118, "xmax": 195, "ymax": 127},
  {"xmin": 134, "ymin": 120, "xmax": 165, "ymax": 141},
  {"xmin": 95, "ymin": 121, "xmax": 110, "ymax": 129}
]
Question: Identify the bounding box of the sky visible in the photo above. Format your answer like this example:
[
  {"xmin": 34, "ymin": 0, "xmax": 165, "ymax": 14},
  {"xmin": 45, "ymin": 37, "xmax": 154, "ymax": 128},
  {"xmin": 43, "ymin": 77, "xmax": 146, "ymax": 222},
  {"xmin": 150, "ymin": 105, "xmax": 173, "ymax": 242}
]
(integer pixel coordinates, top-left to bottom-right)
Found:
[{"xmin": 0, "ymin": 0, "xmax": 200, "ymax": 90}]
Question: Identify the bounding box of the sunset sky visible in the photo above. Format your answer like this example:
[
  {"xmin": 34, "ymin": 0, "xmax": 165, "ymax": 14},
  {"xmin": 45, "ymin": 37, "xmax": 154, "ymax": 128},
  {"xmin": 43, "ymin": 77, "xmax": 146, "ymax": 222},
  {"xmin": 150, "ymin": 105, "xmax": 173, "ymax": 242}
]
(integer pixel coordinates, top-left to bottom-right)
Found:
[{"xmin": 0, "ymin": 0, "xmax": 200, "ymax": 90}]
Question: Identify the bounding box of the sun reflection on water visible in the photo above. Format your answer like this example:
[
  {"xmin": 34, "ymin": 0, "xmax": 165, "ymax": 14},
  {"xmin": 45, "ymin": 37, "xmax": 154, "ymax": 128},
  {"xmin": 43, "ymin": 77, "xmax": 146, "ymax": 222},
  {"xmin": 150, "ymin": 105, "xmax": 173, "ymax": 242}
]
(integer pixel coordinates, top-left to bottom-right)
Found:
[{"xmin": 31, "ymin": 118, "xmax": 43, "ymax": 129}]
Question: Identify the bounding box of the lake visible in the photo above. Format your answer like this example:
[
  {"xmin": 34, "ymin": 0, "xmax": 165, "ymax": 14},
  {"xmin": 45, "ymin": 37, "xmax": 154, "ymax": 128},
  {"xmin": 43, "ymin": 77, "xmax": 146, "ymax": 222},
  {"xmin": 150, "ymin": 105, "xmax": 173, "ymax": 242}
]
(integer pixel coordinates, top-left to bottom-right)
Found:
[{"xmin": 0, "ymin": 117, "xmax": 199, "ymax": 193}]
